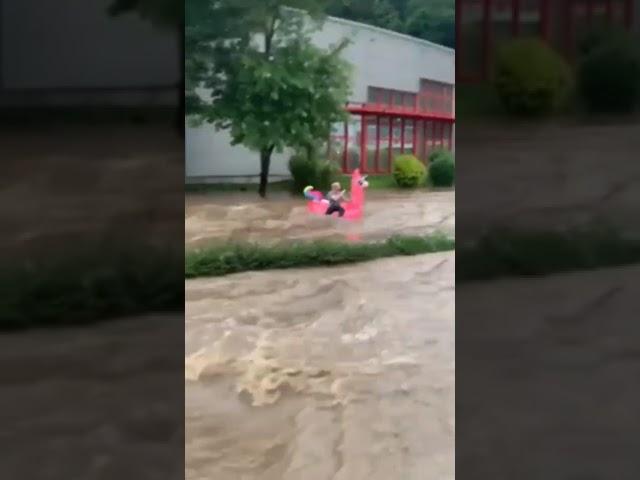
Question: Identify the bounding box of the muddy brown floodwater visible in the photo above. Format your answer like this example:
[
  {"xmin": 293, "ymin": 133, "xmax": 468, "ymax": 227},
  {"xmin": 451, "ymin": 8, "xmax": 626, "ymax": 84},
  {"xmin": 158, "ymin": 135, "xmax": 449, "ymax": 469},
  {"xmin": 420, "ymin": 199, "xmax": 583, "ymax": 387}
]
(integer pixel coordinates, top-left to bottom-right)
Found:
[
  {"xmin": 185, "ymin": 252, "xmax": 455, "ymax": 480},
  {"xmin": 0, "ymin": 126, "xmax": 183, "ymax": 256},
  {"xmin": 185, "ymin": 190, "xmax": 454, "ymax": 246}
]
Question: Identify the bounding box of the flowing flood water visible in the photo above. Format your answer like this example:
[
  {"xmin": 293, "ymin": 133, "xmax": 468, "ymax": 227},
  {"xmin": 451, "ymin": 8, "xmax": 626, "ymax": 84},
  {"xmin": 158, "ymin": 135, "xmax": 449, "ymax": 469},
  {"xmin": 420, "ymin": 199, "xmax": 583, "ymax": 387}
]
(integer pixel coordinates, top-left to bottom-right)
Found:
[
  {"xmin": 185, "ymin": 252, "xmax": 455, "ymax": 480},
  {"xmin": 186, "ymin": 190, "xmax": 454, "ymax": 246}
]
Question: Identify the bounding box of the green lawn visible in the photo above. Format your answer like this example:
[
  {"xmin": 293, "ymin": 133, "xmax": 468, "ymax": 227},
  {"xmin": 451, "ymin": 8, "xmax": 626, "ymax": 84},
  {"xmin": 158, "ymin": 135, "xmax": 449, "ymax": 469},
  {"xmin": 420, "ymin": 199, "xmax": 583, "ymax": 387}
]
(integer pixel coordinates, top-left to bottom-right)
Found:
[
  {"xmin": 1, "ymin": 245, "xmax": 183, "ymax": 331},
  {"xmin": 457, "ymin": 226, "xmax": 640, "ymax": 282},
  {"xmin": 186, "ymin": 233, "xmax": 455, "ymax": 278},
  {"xmin": 338, "ymin": 173, "xmax": 399, "ymax": 189}
]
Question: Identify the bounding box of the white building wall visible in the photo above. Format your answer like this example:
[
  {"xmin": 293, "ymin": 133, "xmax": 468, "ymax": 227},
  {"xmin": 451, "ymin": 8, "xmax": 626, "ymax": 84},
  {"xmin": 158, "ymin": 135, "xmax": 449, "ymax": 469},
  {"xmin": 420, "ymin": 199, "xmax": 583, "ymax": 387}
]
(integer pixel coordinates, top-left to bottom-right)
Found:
[
  {"xmin": 186, "ymin": 16, "xmax": 455, "ymax": 183},
  {"xmin": 309, "ymin": 18, "xmax": 454, "ymax": 102}
]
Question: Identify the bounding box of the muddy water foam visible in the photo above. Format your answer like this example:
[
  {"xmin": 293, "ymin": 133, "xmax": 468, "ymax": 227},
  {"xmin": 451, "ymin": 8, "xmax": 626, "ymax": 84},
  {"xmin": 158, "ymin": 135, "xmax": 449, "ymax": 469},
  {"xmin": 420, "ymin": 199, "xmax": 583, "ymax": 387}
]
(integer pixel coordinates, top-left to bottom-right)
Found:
[{"xmin": 185, "ymin": 253, "xmax": 455, "ymax": 480}]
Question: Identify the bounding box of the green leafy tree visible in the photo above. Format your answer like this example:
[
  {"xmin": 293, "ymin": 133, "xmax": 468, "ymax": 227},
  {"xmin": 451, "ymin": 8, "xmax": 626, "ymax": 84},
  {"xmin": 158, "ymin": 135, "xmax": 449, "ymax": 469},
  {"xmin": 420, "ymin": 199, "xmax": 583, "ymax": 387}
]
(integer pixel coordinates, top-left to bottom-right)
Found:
[
  {"xmin": 185, "ymin": 0, "xmax": 227, "ymax": 116},
  {"xmin": 190, "ymin": 1, "xmax": 353, "ymax": 197},
  {"xmin": 107, "ymin": 0, "xmax": 184, "ymax": 136},
  {"xmin": 405, "ymin": 7, "xmax": 454, "ymax": 47},
  {"xmin": 326, "ymin": 0, "xmax": 454, "ymax": 47},
  {"xmin": 405, "ymin": 0, "xmax": 454, "ymax": 47},
  {"xmin": 373, "ymin": 0, "xmax": 403, "ymax": 33}
]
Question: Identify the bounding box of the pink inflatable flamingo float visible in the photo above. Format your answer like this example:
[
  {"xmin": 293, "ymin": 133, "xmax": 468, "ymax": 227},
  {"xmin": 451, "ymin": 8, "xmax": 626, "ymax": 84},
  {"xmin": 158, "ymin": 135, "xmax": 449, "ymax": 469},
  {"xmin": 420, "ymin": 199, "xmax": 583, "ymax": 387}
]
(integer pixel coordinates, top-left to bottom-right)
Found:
[{"xmin": 303, "ymin": 169, "xmax": 369, "ymax": 221}]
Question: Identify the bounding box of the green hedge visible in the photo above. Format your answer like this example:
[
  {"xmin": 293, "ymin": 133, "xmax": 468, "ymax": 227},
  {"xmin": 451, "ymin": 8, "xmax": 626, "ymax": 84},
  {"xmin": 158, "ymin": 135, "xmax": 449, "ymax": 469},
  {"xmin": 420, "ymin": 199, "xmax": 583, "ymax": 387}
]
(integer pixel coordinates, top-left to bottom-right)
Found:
[
  {"xmin": 186, "ymin": 234, "xmax": 455, "ymax": 278},
  {"xmin": 428, "ymin": 149, "xmax": 455, "ymax": 187},
  {"xmin": 494, "ymin": 38, "xmax": 573, "ymax": 116},
  {"xmin": 393, "ymin": 154, "xmax": 426, "ymax": 188},
  {"xmin": 0, "ymin": 247, "xmax": 183, "ymax": 330},
  {"xmin": 578, "ymin": 30, "xmax": 640, "ymax": 113},
  {"xmin": 289, "ymin": 154, "xmax": 340, "ymax": 194},
  {"xmin": 457, "ymin": 226, "xmax": 640, "ymax": 282}
]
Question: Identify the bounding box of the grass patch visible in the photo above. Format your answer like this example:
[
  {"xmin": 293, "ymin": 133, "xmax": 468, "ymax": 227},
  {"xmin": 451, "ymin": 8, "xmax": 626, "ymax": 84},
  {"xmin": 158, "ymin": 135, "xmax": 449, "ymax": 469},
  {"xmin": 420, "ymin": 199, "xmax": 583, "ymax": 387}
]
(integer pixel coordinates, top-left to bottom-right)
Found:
[
  {"xmin": 457, "ymin": 226, "xmax": 640, "ymax": 282},
  {"xmin": 185, "ymin": 233, "xmax": 455, "ymax": 278},
  {"xmin": 0, "ymin": 246, "xmax": 183, "ymax": 331},
  {"xmin": 338, "ymin": 174, "xmax": 399, "ymax": 189}
]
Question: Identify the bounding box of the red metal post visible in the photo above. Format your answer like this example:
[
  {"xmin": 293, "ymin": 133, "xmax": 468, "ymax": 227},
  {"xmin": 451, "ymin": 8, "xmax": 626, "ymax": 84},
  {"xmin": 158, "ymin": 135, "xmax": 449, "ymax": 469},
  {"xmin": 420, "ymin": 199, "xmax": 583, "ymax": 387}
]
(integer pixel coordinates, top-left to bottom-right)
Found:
[
  {"xmin": 400, "ymin": 117, "xmax": 406, "ymax": 153},
  {"xmin": 482, "ymin": 0, "xmax": 492, "ymax": 80},
  {"xmin": 388, "ymin": 116, "xmax": 394, "ymax": 173},
  {"xmin": 541, "ymin": 0, "xmax": 550, "ymax": 41},
  {"xmin": 360, "ymin": 115, "xmax": 367, "ymax": 173},
  {"xmin": 442, "ymin": 122, "xmax": 447, "ymax": 148},
  {"xmin": 442, "ymin": 123, "xmax": 447, "ymax": 151},
  {"xmin": 448, "ymin": 123, "xmax": 454, "ymax": 150},
  {"xmin": 423, "ymin": 120, "xmax": 428, "ymax": 162},
  {"xmin": 343, "ymin": 119, "xmax": 349, "ymax": 172},
  {"xmin": 431, "ymin": 121, "xmax": 437, "ymax": 151},
  {"xmin": 375, "ymin": 116, "xmax": 381, "ymax": 173},
  {"xmin": 456, "ymin": 0, "xmax": 462, "ymax": 80},
  {"xmin": 625, "ymin": 0, "xmax": 633, "ymax": 29},
  {"xmin": 412, "ymin": 119, "xmax": 417, "ymax": 155},
  {"xmin": 566, "ymin": 0, "xmax": 574, "ymax": 59}
]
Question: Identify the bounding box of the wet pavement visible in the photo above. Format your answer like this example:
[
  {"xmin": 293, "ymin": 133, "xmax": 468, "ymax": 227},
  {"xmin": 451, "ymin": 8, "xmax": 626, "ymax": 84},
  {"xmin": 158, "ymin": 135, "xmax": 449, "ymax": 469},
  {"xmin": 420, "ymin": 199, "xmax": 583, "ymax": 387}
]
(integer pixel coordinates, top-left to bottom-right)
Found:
[
  {"xmin": 185, "ymin": 190, "xmax": 455, "ymax": 246},
  {"xmin": 185, "ymin": 252, "xmax": 455, "ymax": 480}
]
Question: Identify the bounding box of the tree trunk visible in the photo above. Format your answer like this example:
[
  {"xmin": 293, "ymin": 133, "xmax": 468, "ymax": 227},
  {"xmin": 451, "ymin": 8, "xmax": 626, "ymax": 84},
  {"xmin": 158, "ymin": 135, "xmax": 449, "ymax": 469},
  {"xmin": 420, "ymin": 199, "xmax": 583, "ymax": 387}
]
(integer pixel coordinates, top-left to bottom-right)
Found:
[
  {"xmin": 176, "ymin": 24, "xmax": 185, "ymax": 138},
  {"xmin": 258, "ymin": 147, "xmax": 272, "ymax": 198}
]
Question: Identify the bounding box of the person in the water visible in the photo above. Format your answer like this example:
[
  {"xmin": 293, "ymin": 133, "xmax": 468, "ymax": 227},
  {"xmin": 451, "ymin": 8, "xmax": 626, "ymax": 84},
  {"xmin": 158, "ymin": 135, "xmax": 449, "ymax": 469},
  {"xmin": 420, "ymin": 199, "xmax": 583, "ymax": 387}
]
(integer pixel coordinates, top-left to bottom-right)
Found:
[{"xmin": 325, "ymin": 182, "xmax": 348, "ymax": 217}]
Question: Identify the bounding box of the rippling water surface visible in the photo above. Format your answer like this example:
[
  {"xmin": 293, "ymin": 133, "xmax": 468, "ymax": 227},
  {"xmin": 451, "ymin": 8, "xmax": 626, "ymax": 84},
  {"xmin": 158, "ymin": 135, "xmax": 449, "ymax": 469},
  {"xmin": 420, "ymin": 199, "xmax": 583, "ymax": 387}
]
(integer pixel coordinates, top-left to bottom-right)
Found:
[
  {"xmin": 185, "ymin": 253, "xmax": 455, "ymax": 480},
  {"xmin": 185, "ymin": 190, "xmax": 455, "ymax": 246}
]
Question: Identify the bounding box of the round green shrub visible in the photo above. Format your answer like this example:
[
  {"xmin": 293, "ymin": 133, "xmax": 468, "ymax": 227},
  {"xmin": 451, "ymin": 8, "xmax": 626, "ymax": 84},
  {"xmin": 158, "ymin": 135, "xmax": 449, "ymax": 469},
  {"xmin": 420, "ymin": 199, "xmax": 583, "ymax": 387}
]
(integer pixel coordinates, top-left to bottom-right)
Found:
[
  {"xmin": 578, "ymin": 33, "xmax": 640, "ymax": 113},
  {"xmin": 494, "ymin": 38, "xmax": 573, "ymax": 116},
  {"xmin": 288, "ymin": 154, "xmax": 339, "ymax": 193},
  {"xmin": 428, "ymin": 148, "xmax": 451, "ymax": 164},
  {"xmin": 578, "ymin": 26, "xmax": 631, "ymax": 58},
  {"xmin": 428, "ymin": 151, "xmax": 454, "ymax": 187},
  {"xmin": 393, "ymin": 154, "xmax": 426, "ymax": 188}
]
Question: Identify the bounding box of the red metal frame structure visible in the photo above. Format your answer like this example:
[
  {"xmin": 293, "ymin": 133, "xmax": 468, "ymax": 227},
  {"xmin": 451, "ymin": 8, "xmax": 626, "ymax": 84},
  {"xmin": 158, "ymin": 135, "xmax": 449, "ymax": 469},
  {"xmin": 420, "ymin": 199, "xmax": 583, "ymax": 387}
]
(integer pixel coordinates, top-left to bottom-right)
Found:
[
  {"xmin": 328, "ymin": 81, "xmax": 455, "ymax": 174},
  {"xmin": 457, "ymin": 0, "xmax": 636, "ymax": 82},
  {"xmin": 333, "ymin": 103, "xmax": 454, "ymax": 175}
]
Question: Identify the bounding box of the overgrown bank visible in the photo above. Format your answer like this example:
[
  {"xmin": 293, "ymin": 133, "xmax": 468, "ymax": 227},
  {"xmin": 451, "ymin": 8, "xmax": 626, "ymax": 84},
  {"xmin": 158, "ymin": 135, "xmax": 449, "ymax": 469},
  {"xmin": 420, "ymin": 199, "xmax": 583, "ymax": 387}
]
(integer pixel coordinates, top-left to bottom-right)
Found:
[
  {"xmin": 0, "ymin": 247, "xmax": 183, "ymax": 331},
  {"xmin": 457, "ymin": 227, "xmax": 640, "ymax": 282},
  {"xmin": 186, "ymin": 234, "xmax": 455, "ymax": 278}
]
